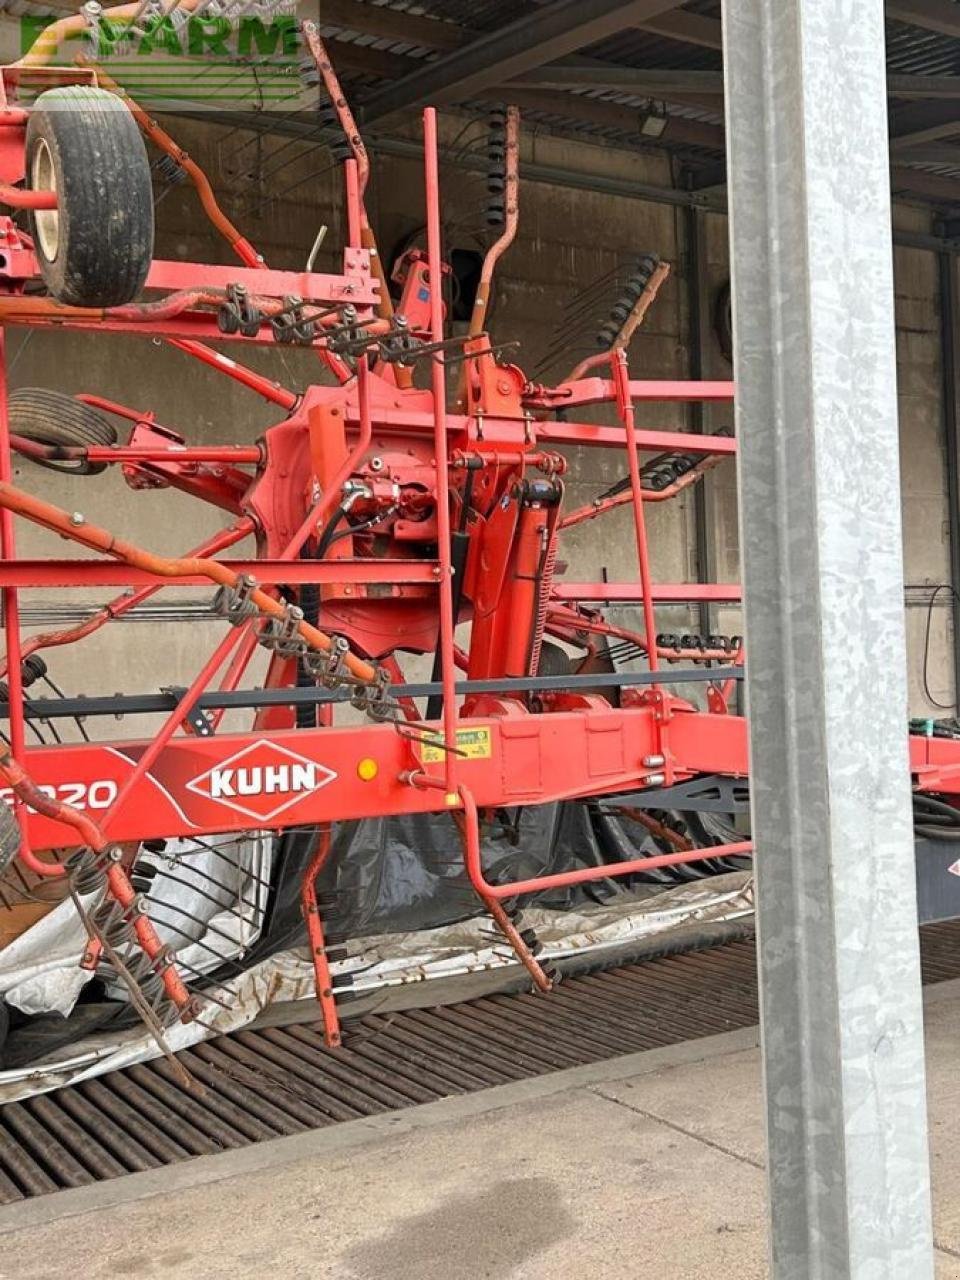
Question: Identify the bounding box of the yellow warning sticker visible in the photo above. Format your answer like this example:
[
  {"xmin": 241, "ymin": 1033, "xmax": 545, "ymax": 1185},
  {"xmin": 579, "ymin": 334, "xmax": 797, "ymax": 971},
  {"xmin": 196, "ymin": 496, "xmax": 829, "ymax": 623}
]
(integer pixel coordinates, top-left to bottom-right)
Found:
[{"xmin": 421, "ymin": 726, "xmax": 493, "ymax": 764}]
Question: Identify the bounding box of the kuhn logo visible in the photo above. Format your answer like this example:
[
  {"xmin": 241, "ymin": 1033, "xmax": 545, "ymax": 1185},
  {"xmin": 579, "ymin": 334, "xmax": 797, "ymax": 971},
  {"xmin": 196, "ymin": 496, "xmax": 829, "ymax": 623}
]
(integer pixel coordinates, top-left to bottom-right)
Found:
[{"xmin": 186, "ymin": 740, "xmax": 336, "ymax": 822}]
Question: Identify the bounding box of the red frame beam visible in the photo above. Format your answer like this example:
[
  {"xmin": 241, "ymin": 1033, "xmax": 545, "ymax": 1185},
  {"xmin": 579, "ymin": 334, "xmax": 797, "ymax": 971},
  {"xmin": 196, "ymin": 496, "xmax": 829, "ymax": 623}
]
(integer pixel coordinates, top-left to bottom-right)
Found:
[
  {"xmin": 0, "ymin": 558, "xmax": 440, "ymax": 589},
  {"xmin": 7, "ymin": 704, "xmax": 723, "ymax": 849},
  {"xmin": 0, "ymin": 252, "xmax": 380, "ymax": 309},
  {"xmin": 539, "ymin": 421, "xmax": 739, "ymax": 452},
  {"xmin": 553, "ymin": 582, "xmax": 744, "ymax": 604},
  {"xmin": 526, "ymin": 378, "xmax": 735, "ymax": 412}
]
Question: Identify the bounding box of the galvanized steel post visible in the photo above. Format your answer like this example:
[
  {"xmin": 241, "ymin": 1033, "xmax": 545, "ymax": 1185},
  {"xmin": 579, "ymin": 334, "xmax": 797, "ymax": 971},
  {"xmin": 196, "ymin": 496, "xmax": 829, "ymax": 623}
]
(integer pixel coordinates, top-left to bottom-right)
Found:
[{"xmin": 722, "ymin": 1, "xmax": 934, "ymax": 1275}]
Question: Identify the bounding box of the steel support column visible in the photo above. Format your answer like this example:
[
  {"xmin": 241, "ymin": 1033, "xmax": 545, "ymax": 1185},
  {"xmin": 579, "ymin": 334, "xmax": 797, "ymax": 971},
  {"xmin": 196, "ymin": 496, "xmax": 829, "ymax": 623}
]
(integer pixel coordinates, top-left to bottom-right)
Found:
[
  {"xmin": 940, "ymin": 241, "xmax": 960, "ymax": 709},
  {"xmin": 723, "ymin": 2, "xmax": 934, "ymax": 1276}
]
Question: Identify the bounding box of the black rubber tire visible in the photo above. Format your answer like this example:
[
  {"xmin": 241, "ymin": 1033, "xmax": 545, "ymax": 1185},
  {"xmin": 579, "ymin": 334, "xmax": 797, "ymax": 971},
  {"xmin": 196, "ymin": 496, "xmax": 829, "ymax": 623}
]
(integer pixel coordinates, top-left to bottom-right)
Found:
[
  {"xmin": 0, "ymin": 802, "xmax": 21, "ymax": 877},
  {"xmin": 26, "ymin": 86, "xmax": 154, "ymax": 307},
  {"xmin": 9, "ymin": 387, "xmax": 118, "ymax": 475}
]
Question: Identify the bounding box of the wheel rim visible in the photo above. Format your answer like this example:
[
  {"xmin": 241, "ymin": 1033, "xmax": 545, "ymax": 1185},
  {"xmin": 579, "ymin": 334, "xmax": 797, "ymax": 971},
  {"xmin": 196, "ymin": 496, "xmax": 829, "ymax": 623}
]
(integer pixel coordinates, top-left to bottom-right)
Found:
[{"xmin": 31, "ymin": 138, "xmax": 59, "ymax": 263}]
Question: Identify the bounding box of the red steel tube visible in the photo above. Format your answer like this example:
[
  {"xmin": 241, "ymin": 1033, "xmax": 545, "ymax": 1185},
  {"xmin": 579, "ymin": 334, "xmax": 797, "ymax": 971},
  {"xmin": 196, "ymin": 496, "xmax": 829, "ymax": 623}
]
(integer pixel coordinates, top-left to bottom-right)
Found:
[
  {"xmin": 0, "ymin": 519, "xmax": 254, "ymax": 680},
  {"xmin": 0, "ymin": 288, "xmax": 330, "ymax": 327},
  {"xmin": 85, "ymin": 446, "xmax": 262, "ymax": 463},
  {"xmin": 167, "ymin": 340, "xmax": 298, "ymax": 411},
  {"xmin": 425, "ymin": 107, "xmax": 459, "ymax": 797},
  {"xmin": 10, "ymin": 438, "xmax": 263, "ymax": 465},
  {"xmin": 0, "ymin": 752, "xmax": 64, "ymax": 878},
  {"xmin": 0, "ymin": 482, "xmax": 377, "ymax": 684},
  {"xmin": 611, "ymin": 349, "xmax": 661, "ymax": 678},
  {"xmin": 99, "ymin": 627, "xmax": 245, "ymax": 837},
  {"xmin": 209, "ymin": 622, "xmax": 262, "ymax": 732},
  {"xmin": 344, "ymin": 156, "xmax": 363, "ymax": 252},
  {"xmin": 299, "ymin": 825, "xmax": 342, "ymax": 1048},
  {"xmin": 564, "ymin": 262, "xmax": 673, "ymax": 384},
  {"xmin": 301, "ymin": 23, "xmax": 402, "ymax": 348},
  {"xmin": 0, "ymin": 182, "xmax": 56, "ymax": 210},
  {"xmin": 0, "ymin": 749, "xmax": 194, "ymax": 1012},
  {"xmin": 0, "ymin": 330, "xmax": 28, "ymax": 860},
  {"xmin": 460, "ymin": 784, "xmax": 752, "ymax": 900},
  {"xmin": 302, "ymin": 28, "xmax": 370, "ymax": 200},
  {"xmin": 559, "ymin": 457, "xmax": 723, "ymax": 530},
  {"xmin": 284, "ymin": 365, "xmax": 374, "ymax": 561},
  {"xmin": 455, "ymin": 793, "xmax": 552, "ymax": 992}
]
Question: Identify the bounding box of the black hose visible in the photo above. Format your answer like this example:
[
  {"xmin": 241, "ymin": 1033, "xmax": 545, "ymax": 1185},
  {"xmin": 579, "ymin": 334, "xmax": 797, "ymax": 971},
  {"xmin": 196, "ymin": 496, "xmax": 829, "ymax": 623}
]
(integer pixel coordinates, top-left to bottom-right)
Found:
[
  {"xmin": 913, "ymin": 793, "xmax": 960, "ymax": 842},
  {"xmin": 296, "ymin": 503, "xmax": 351, "ymax": 729},
  {"xmin": 915, "ymin": 824, "xmax": 960, "ymax": 843},
  {"xmin": 427, "ymin": 473, "xmax": 475, "ymax": 721}
]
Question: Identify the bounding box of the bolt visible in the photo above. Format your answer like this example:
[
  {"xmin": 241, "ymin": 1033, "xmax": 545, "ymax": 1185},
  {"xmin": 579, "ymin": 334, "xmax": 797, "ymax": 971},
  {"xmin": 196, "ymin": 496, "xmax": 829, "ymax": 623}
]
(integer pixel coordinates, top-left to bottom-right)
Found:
[
  {"xmin": 369, "ymin": 456, "xmax": 385, "ymax": 472},
  {"xmin": 642, "ymin": 755, "xmax": 666, "ymax": 768},
  {"xmin": 70, "ymin": 511, "xmax": 85, "ymax": 526}
]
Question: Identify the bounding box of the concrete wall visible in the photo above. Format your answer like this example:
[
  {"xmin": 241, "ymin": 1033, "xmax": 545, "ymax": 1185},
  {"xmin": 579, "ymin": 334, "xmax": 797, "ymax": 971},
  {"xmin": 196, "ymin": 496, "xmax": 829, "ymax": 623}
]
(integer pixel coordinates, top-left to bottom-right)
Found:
[
  {"xmin": 697, "ymin": 201, "xmax": 953, "ymax": 718},
  {"xmin": 5, "ymin": 113, "xmax": 953, "ymax": 743}
]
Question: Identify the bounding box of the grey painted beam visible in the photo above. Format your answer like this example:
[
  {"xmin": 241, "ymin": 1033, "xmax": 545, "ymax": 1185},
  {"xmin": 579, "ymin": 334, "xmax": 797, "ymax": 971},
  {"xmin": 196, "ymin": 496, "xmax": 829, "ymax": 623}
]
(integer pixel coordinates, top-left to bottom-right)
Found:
[
  {"xmin": 888, "ymin": 74, "xmax": 960, "ymax": 100},
  {"xmin": 517, "ymin": 67, "xmax": 960, "ymax": 102},
  {"xmin": 515, "ymin": 64, "xmax": 724, "ymax": 96},
  {"xmin": 723, "ymin": 0, "xmax": 934, "ymax": 1275},
  {"xmin": 887, "ymin": 0, "xmax": 960, "ymax": 36},
  {"xmin": 356, "ymin": 0, "xmax": 687, "ymax": 124},
  {"xmin": 891, "ymin": 101, "xmax": 960, "ymax": 150},
  {"xmin": 316, "ymin": 0, "xmax": 467, "ymax": 49},
  {"xmin": 638, "ymin": 9, "xmax": 723, "ymax": 48}
]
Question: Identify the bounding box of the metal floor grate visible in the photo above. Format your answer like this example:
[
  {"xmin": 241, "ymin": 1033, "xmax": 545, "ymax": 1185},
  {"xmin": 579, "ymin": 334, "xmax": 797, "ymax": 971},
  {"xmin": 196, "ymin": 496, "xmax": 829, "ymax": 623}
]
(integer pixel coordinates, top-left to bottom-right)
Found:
[{"xmin": 1, "ymin": 923, "xmax": 959, "ymax": 1204}]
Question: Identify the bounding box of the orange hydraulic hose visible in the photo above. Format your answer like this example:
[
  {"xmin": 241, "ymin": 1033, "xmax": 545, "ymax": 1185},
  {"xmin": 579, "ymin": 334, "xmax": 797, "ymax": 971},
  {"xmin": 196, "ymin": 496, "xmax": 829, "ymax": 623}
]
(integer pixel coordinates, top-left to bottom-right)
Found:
[{"xmin": 0, "ymin": 481, "xmax": 377, "ymax": 685}]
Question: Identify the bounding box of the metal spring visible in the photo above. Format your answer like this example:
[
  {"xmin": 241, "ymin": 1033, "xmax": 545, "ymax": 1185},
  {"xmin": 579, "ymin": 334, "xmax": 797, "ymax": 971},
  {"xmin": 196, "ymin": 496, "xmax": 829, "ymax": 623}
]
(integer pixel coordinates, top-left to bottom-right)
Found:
[
  {"xmin": 596, "ymin": 254, "xmax": 660, "ymax": 349},
  {"xmin": 65, "ymin": 849, "xmax": 104, "ymax": 896},
  {"xmin": 154, "ymin": 153, "xmax": 188, "ymax": 187},
  {"xmin": 90, "ymin": 894, "xmax": 176, "ymax": 1024},
  {"xmin": 529, "ymin": 531, "xmax": 559, "ymax": 680},
  {"xmin": 486, "ymin": 106, "xmax": 507, "ymax": 229}
]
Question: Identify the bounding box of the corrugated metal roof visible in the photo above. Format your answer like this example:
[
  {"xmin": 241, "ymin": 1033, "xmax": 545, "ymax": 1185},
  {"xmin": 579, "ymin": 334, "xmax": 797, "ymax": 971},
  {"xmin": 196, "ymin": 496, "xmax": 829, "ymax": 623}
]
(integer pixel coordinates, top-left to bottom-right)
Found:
[{"xmin": 206, "ymin": 0, "xmax": 960, "ymax": 207}]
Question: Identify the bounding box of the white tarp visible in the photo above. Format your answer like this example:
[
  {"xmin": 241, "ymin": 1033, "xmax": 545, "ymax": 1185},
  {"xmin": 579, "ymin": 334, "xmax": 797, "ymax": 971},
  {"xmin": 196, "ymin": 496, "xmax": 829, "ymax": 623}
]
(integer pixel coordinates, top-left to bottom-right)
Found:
[{"xmin": 0, "ymin": 871, "xmax": 753, "ymax": 1102}]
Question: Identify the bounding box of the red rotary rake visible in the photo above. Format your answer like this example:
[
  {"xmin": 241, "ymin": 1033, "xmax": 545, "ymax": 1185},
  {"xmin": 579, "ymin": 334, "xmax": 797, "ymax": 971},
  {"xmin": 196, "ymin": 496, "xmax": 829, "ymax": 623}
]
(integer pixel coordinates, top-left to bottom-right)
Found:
[{"xmin": 0, "ymin": 22, "xmax": 953, "ymax": 1060}]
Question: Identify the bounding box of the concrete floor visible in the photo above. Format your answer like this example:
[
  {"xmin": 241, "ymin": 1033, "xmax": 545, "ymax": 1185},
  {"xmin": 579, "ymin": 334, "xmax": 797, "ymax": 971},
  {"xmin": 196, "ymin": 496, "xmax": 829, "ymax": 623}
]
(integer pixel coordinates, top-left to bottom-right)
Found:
[{"xmin": 4, "ymin": 984, "xmax": 960, "ymax": 1278}]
